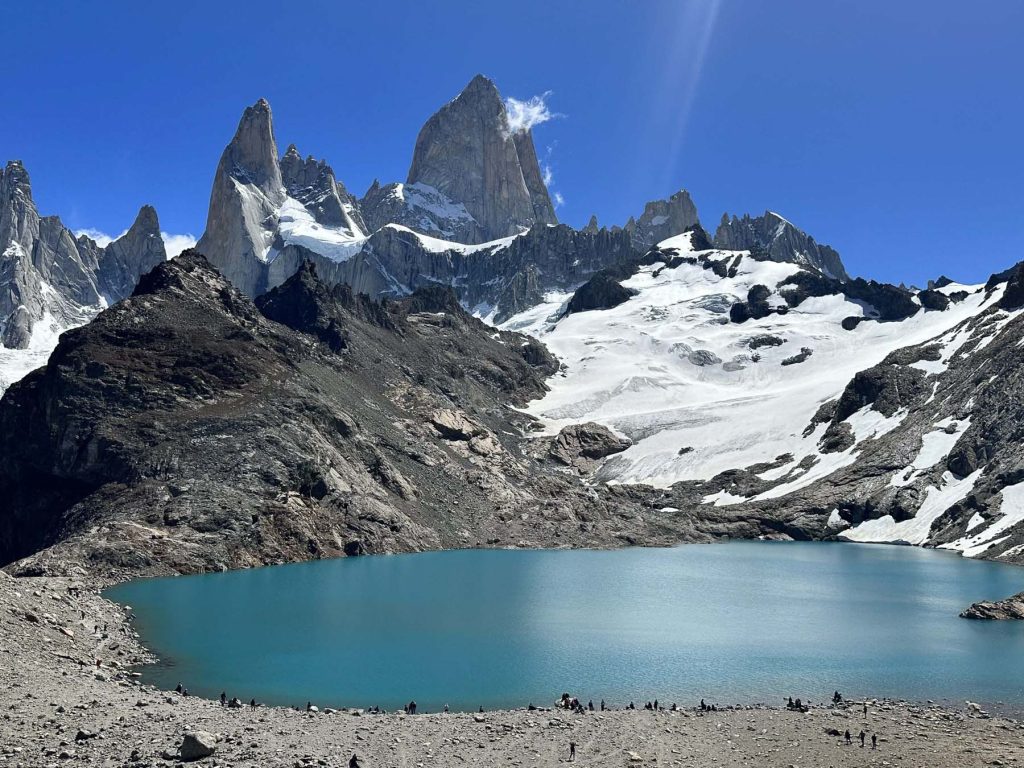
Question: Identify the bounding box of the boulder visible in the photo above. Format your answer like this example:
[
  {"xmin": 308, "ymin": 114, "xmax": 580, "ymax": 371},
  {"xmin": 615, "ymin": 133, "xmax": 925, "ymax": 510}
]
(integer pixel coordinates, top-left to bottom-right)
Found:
[
  {"xmin": 178, "ymin": 731, "xmax": 217, "ymax": 761},
  {"xmin": 960, "ymin": 592, "xmax": 1024, "ymax": 620},
  {"xmin": 549, "ymin": 423, "xmax": 631, "ymax": 470}
]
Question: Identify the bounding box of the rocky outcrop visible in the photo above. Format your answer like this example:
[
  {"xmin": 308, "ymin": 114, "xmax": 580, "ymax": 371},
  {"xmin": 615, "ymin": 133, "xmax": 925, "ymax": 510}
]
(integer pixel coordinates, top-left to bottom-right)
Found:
[
  {"xmin": 547, "ymin": 422, "xmax": 631, "ymax": 472},
  {"xmin": 626, "ymin": 191, "xmax": 701, "ymax": 250},
  {"xmin": 960, "ymin": 592, "xmax": 1024, "ymax": 620},
  {"xmin": 0, "ymin": 253, "xmax": 698, "ymax": 578},
  {"xmin": 0, "ymin": 160, "xmax": 166, "ymax": 350},
  {"xmin": 280, "ymin": 144, "xmax": 365, "ymax": 235},
  {"xmin": 404, "ymin": 75, "xmax": 557, "ymax": 242},
  {"xmin": 196, "ymin": 99, "xmax": 285, "ymax": 296},
  {"xmin": 564, "ymin": 271, "xmax": 638, "ymax": 316},
  {"xmin": 714, "ymin": 211, "xmax": 849, "ymax": 281}
]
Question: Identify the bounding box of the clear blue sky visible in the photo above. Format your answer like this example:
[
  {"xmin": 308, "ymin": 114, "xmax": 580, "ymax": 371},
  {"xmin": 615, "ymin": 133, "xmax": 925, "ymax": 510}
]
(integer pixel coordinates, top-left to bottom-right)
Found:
[{"xmin": 3, "ymin": 0, "xmax": 1021, "ymax": 284}]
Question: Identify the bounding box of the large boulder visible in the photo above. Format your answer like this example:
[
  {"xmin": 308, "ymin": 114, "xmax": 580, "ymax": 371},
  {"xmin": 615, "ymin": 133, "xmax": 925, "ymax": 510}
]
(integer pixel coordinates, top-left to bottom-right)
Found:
[
  {"xmin": 960, "ymin": 592, "xmax": 1024, "ymax": 620},
  {"xmin": 178, "ymin": 731, "xmax": 217, "ymax": 761},
  {"xmin": 549, "ymin": 423, "xmax": 631, "ymax": 470}
]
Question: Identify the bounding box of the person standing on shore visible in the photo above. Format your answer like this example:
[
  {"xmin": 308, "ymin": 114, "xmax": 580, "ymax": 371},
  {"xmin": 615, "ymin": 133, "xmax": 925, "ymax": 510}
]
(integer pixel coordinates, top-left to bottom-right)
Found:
[
  {"xmin": 872, "ymin": 734, "xmax": 878, "ymax": 749},
  {"xmin": 250, "ymin": 698, "xmax": 257, "ymax": 711},
  {"xmin": 569, "ymin": 741, "xmax": 577, "ymax": 761},
  {"xmin": 859, "ymin": 730, "xmax": 865, "ymax": 747},
  {"xmin": 844, "ymin": 729, "xmax": 851, "ymax": 745}
]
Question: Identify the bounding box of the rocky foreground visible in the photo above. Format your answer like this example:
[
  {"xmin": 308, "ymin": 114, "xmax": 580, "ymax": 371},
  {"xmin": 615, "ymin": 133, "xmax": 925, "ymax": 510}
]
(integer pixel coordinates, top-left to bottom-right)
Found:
[
  {"xmin": 3, "ymin": 571, "xmax": 1023, "ymax": 768},
  {"xmin": 961, "ymin": 591, "xmax": 1024, "ymax": 620}
]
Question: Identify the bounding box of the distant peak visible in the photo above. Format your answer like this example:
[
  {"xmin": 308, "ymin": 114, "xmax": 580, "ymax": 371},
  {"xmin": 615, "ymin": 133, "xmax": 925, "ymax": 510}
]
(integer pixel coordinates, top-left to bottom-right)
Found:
[
  {"xmin": 2, "ymin": 159, "xmax": 32, "ymax": 198},
  {"xmin": 129, "ymin": 204, "xmax": 160, "ymax": 234},
  {"xmin": 283, "ymin": 143, "xmax": 301, "ymax": 158}
]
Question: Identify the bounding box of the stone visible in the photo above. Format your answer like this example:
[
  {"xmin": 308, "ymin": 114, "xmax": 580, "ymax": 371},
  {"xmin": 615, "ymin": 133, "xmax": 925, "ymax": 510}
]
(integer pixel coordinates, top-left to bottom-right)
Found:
[
  {"xmin": 960, "ymin": 592, "xmax": 1024, "ymax": 620},
  {"xmin": 178, "ymin": 730, "xmax": 217, "ymax": 761}
]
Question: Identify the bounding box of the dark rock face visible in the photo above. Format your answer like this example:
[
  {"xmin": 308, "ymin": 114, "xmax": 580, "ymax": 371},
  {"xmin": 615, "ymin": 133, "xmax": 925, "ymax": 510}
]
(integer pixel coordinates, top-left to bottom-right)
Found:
[
  {"xmin": 564, "ymin": 272, "xmax": 638, "ymax": 316},
  {"xmin": 961, "ymin": 592, "xmax": 1024, "ymax": 620},
  {"xmin": 626, "ymin": 191, "xmax": 701, "ymax": 250},
  {"xmin": 280, "ymin": 144, "xmax": 366, "ymax": 235},
  {"xmin": 780, "ymin": 347, "xmax": 813, "ymax": 367},
  {"xmin": 0, "ymin": 253, "xmax": 695, "ymax": 577},
  {"xmin": 0, "ymin": 160, "xmax": 166, "ymax": 349},
  {"xmin": 714, "ymin": 211, "xmax": 849, "ymax": 280},
  {"xmin": 730, "ymin": 284, "xmax": 773, "ymax": 324},
  {"xmin": 998, "ymin": 263, "xmax": 1024, "ymax": 311},
  {"xmin": 917, "ymin": 289, "xmax": 950, "ymax": 312},
  {"xmin": 404, "ymin": 75, "xmax": 557, "ymax": 242}
]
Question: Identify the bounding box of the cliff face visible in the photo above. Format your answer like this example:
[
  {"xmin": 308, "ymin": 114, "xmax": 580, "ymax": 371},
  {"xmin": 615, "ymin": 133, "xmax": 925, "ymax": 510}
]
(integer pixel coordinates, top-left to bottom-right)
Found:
[
  {"xmin": 0, "ymin": 160, "xmax": 165, "ymax": 350},
  {"xmin": 404, "ymin": 75, "xmax": 557, "ymax": 242},
  {"xmin": 714, "ymin": 211, "xmax": 849, "ymax": 281}
]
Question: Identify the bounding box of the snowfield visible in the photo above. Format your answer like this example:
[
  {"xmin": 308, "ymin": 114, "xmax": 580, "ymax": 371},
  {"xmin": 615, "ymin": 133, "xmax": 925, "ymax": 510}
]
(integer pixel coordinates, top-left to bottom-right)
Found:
[{"xmin": 508, "ymin": 234, "xmax": 1000, "ymax": 488}]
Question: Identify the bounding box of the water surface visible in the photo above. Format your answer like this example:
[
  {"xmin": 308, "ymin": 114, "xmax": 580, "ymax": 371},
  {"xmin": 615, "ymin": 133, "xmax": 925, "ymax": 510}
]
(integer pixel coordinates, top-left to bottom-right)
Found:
[{"xmin": 106, "ymin": 542, "xmax": 1024, "ymax": 711}]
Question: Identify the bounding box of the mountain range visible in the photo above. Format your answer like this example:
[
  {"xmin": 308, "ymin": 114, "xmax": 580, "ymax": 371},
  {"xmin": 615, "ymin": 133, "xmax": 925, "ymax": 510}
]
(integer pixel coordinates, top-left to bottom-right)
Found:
[{"xmin": 2, "ymin": 74, "xmax": 1022, "ymax": 581}]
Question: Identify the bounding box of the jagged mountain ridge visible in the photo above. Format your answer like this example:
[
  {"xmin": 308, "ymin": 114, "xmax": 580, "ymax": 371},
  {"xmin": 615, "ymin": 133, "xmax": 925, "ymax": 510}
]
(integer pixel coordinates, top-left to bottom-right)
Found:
[
  {"xmin": 0, "ymin": 253, "xmax": 707, "ymax": 577},
  {"xmin": 0, "ymin": 161, "xmax": 167, "ymax": 393}
]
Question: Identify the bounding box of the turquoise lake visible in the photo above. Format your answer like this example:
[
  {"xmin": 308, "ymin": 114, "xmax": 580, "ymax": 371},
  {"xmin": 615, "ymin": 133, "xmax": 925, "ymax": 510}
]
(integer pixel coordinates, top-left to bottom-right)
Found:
[{"xmin": 106, "ymin": 542, "xmax": 1024, "ymax": 712}]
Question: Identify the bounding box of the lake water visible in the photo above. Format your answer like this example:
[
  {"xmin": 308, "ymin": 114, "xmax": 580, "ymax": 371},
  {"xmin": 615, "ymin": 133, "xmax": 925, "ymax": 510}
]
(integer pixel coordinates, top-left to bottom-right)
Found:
[{"xmin": 106, "ymin": 542, "xmax": 1024, "ymax": 712}]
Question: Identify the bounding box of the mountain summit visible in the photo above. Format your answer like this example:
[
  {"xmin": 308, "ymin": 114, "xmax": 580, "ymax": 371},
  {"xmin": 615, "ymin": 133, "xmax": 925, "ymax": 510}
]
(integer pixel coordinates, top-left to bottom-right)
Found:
[{"xmin": 405, "ymin": 74, "xmax": 558, "ymax": 241}]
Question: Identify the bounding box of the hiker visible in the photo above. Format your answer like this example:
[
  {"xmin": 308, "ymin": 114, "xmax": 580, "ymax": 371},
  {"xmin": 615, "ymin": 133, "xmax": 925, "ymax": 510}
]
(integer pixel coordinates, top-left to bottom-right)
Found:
[
  {"xmin": 794, "ymin": 698, "xmax": 802, "ymax": 710},
  {"xmin": 671, "ymin": 703, "xmax": 677, "ymax": 711},
  {"xmin": 833, "ymin": 690, "xmax": 842, "ymax": 704},
  {"xmin": 569, "ymin": 741, "xmax": 577, "ymax": 761},
  {"xmin": 409, "ymin": 700, "xmax": 417, "ymax": 714},
  {"xmin": 600, "ymin": 699, "xmax": 606, "ymax": 711},
  {"xmin": 349, "ymin": 754, "xmax": 361, "ymax": 768},
  {"xmin": 306, "ymin": 701, "xmax": 313, "ymax": 712},
  {"xmin": 872, "ymin": 734, "xmax": 877, "ymax": 750},
  {"xmin": 588, "ymin": 700, "xmax": 594, "ymax": 711},
  {"xmin": 628, "ymin": 701, "xmax": 635, "ymax": 710},
  {"xmin": 250, "ymin": 698, "xmax": 257, "ymax": 711},
  {"xmin": 700, "ymin": 699, "xmax": 706, "ymax": 711},
  {"xmin": 220, "ymin": 692, "xmax": 227, "ymax": 707},
  {"xmin": 859, "ymin": 730, "xmax": 866, "ymax": 747},
  {"xmin": 443, "ymin": 704, "xmax": 449, "ymax": 713},
  {"xmin": 787, "ymin": 696, "xmax": 794, "ymax": 709},
  {"xmin": 863, "ymin": 701, "xmax": 868, "ymax": 716},
  {"xmin": 479, "ymin": 705, "xmax": 484, "ymax": 713},
  {"xmin": 175, "ymin": 682, "xmax": 183, "ymax": 694},
  {"xmin": 653, "ymin": 699, "xmax": 659, "ymax": 711},
  {"xmin": 844, "ymin": 729, "xmax": 851, "ymax": 745},
  {"xmin": 183, "ymin": 688, "xmax": 189, "ymax": 697}
]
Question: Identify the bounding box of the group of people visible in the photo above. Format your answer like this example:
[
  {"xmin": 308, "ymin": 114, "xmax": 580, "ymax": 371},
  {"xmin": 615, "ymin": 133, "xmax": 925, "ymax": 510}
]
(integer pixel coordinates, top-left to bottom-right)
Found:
[
  {"xmin": 175, "ymin": 682, "xmax": 257, "ymax": 711},
  {"xmin": 843, "ymin": 729, "xmax": 878, "ymax": 749}
]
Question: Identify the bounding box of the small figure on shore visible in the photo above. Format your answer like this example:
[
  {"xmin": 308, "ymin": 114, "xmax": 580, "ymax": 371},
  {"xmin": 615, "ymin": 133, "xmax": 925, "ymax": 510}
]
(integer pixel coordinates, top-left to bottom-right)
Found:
[
  {"xmin": 175, "ymin": 682, "xmax": 182, "ymax": 694},
  {"xmin": 569, "ymin": 741, "xmax": 577, "ymax": 761},
  {"xmin": 95, "ymin": 658, "xmax": 101, "ymax": 669},
  {"xmin": 250, "ymin": 698, "xmax": 257, "ymax": 711},
  {"xmin": 443, "ymin": 704, "xmax": 449, "ymax": 713},
  {"xmin": 479, "ymin": 705, "xmax": 484, "ymax": 713},
  {"xmin": 628, "ymin": 701, "xmax": 635, "ymax": 710},
  {"xmin": 588, "ymin": 700, "xmax": 594, "ymax": 711},
  {"xmin": 306, "ymin": 701, "xmax": 313, "ymax": 712},
  {"xmin": 872, "ymin": 734, "xmax": 877, "ymax": 750},
  {"xmin": 182, "ymin": 688, "xmax": 189, "ymax": 697},
  {"xmin": 786, "ymin": 696, "xmax": 793, "ymax": 709},
  {"xmin": 859, "ymin": 730, "xmax": 865, "ymax": 747},
  {"xmin": 408, "ymin": 700, "xmax": 417, "ymax": 715},
  {"xmin": 654, "ymin": 699, "xmax": 659, "ymax": 711},
  {"xmin": 844, "ymin": 729, "xmax": 851, "ymax": 745},
  {"xmin": 600, "ymin": 699, "xmax": 606, "ymax": 711},
  {"xmin": 700, "ymin": 699, "xmax": 706, "ymax": 711},
  {"xmin": 833, "ymin": 690, "xmax": 843, "ymax": 704},
  {"xmin": 671, "ymin": 703, "xmax": 677, "ymax": 711},
  {"xmin": 863, "ymin": 701, "xmax": 868, "ymax": 716},
  {"xmin": 349, "ymin": 753, "xmax": 362, "ymax": 768},
  {"xmin": 220, "ymin": 692, "xmax": 227, "ymax": 707}
]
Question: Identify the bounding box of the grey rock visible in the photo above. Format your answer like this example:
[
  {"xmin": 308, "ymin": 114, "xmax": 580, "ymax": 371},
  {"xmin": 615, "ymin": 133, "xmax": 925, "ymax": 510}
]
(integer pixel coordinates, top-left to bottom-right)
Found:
[
  {"xmin": 961, "ymin": 592, "xmax": 1024, "ymax": 620},
  {"xmin": 688, "ymin": 350, "xmax": 722, "ymax": 367},
  {"xmin": 178, "ymin": 730, "xmax": 217, "ymax": 761},
  {"xmin": 196, "ymin": 98, "xmax": 285, "ymax": 296},
  {"xmin": 405, "ymin": 74, "xmax": 557, "ymax": 242},
  {"xmin": 549, "ymin": 422, "xmax": 631, "ymax": 471},
  {"xmin": 714, "ymin": 211, "xmax": 849, "ymax": 281},
  {"xmin": 627, "ymin": 190, "xmax": 701, "ymax": 250}
]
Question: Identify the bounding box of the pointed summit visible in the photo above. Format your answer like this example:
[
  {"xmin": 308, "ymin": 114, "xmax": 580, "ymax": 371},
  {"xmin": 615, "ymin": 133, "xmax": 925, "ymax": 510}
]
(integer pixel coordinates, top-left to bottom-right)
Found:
[
  {"xmin": 405, "ymin": 75, "xmax": 557, "ymax": 242},
  {"xmin": 197, "ymin": 98, "xmax": 287, "ymax": 295},
  {"xmin": 222, "ymin": 98, "xmax": 283, "ymax": 198},
  {"xmin": 97, "ymin": 204, "xmax": 167, "ymax": 302},
  {"xmin": 714, "ymin": 210, "xmax": 849, "ymax": 280}
]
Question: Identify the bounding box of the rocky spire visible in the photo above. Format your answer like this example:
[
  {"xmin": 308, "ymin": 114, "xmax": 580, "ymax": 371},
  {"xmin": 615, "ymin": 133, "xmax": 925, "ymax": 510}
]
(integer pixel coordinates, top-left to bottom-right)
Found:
[
  {"xmin": 405, "ymin": 74, "xmax": 558, "ymax": 242},
  {"xmin": 280, "ymin": 144, "xmax": 366, "ymax": 236},
  {"xmin": 713, "ymin": 210, "xmax": 849, "ymax": 281},
  {"xmin": 96, "ymin": 205, "xmax": 167, "ymax": 302},
  {"xmin": 626, "ymin": 190, "xmax": 702, "ymax": 250},
  {"xmin": 197, "ymin": 98, "xmax": 286, "ymax": 295}
]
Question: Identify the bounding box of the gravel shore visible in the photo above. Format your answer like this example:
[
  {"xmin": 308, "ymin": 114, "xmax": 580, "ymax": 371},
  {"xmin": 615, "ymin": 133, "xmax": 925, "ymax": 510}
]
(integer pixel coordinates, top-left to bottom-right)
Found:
[{"xmin": 3, "ymin": 572, "xmax": 1022, "ymax": 768}]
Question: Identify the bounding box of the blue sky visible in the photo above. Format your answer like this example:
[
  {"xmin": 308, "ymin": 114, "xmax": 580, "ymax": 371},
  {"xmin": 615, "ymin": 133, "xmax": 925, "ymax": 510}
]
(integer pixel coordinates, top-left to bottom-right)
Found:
[{"xmin": 2, "ymin": 0, "xmax": 1021, "ymax": 284}]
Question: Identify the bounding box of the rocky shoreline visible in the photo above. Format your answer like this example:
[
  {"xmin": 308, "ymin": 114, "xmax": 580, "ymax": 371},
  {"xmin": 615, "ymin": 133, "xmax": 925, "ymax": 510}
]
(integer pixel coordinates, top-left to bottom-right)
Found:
[
  {"xmin": 961, "ymin": 591, "xmax": 1024, "ymax": 620},
  {"xmin": 4, "ymin": 569, "xmax": 1024, "ymax": 768}
]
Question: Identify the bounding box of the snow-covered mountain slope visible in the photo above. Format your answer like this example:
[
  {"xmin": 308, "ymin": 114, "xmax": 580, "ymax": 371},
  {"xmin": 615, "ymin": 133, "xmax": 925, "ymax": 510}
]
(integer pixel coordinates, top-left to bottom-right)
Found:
[
  {"xmin": 510, "ymin": 232, "xmax": 991, "ymax": 488},
  {"xmin": 509, "ymin": 236, "xmax": 1024, "ymax": 564}
]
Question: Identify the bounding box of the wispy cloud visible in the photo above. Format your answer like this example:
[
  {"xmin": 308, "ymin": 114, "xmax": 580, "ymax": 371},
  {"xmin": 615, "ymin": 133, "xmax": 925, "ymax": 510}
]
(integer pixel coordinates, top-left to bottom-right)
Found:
[
  {"xmin": 75, "ymin": 228, "xmax": 197, "ymax": 259},
  {"xmin": 75, "ymin": 228, "xmax": 122, "ymax": 248},
  {"xmin": 505, "ymin": 91, "xmax": 561, "ymax": 134},
  {"xmin": 161, "ymin": 232, "xmax": 197, "ymax": 258},
  {"xmin": 553, "ymin": 191, "xmax": 565, "ymax": 208}
]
